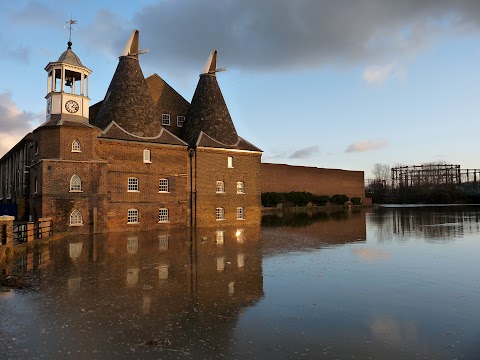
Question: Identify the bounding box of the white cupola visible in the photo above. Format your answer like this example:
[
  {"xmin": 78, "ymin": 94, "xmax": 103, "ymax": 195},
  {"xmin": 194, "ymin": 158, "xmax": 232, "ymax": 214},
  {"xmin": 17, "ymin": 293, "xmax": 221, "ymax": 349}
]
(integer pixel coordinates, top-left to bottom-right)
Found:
[{"xmin": 44, "ymin": 40, "xmax": 92, "ymax": 122}]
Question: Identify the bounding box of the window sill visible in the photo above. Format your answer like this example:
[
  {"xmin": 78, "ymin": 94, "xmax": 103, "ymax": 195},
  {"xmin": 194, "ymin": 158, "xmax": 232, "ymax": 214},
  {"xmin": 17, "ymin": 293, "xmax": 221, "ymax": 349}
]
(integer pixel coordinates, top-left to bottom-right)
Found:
[
  {"xmin": 69, "ymin": 190, "xmax": 83, "ymax": 193},
  {"xmin": 236, "ymin": 192, "xmax": 245, "ymax": 195},
  {"xmin": 237, "ymin": 218, "xmax": 245, "ymax": 221},
  {"xmin": 71, "ymin": 150, "xmax": 82, "ymax": 153},
  {"xmin": 158, "ymin": 221, "xmax": 170, "ymax": 223},
  {"xmin": 216, "ymin": 192, "xmax": 225, "ymax": 194},
  {"xmin": 127, "ymin": 190, "xmax": 140, "ymax": 193},
  {"xmin": 69, "ymin": 223, "xmax": 84, "ymax": 227},
  {"xmin": 158, "ymin": 191, "xmax": 170, "ymax": 194},
  {"xmin": 127, "ymin": 222, "xmax": 139, "ymax": 225},
  {"xmin": 143, "ymin": 161, "xmax": 152, "ymax": 164},
  {"xmin": 216, "ymin": 219, "xmax": 225, "ymax": 221}
]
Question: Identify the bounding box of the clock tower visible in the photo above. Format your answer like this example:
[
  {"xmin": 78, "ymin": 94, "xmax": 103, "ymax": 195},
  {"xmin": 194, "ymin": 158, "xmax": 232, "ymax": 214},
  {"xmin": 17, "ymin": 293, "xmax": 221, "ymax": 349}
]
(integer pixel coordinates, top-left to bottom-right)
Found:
[{"xmin": 44, "ymin": 40, "xmax": 92, "ymax": 122}]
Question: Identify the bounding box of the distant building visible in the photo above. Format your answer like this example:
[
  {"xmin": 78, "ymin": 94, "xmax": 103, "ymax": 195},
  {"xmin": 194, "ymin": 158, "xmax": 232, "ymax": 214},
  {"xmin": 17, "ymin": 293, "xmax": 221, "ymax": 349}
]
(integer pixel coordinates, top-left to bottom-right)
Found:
[{"xmin": 0, "ymin": 30, "xmax": 262, "ymax": 233}]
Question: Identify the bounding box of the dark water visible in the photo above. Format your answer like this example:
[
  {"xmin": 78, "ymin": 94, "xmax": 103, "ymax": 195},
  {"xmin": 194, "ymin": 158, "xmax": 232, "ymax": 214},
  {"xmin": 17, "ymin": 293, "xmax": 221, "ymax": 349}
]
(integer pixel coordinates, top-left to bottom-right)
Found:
[{"xmin": 1, "ymin": 206, "xmax": 479, "ymax": 359}]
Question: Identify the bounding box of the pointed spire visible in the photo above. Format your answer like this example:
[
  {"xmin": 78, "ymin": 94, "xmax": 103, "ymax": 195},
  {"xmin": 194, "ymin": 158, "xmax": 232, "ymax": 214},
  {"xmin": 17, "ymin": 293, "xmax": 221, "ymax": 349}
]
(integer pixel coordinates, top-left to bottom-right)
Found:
[
  {"xmin": 94, "ymin": 30, "xmax": 160, "ymax": 137},
  {"xmin": 182, "ymin": 50, "xmax": 238, "ymax": 146}
]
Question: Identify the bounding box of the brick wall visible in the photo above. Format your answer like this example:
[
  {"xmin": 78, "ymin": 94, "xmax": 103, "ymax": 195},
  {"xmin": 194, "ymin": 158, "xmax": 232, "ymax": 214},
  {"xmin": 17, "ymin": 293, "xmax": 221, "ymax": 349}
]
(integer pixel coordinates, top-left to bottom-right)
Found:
[
  {"xmin": 98, "ymin": 139, "xmax": 190, "ymax": 232},
  {"xmin": 261, "ymin": 163, "xmax": 365, "ymax": 199},
  {"xmin": 194, "ymin": 148, "xmax": 262, "ymax": 227}
]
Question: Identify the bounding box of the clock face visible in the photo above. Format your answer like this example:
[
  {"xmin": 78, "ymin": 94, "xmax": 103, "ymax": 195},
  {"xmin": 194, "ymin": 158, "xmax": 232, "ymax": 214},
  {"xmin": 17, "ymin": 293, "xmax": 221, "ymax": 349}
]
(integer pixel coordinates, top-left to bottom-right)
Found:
[{"xmin": 65, "ymin": 100, "xmax": 79, "ymax": 113}]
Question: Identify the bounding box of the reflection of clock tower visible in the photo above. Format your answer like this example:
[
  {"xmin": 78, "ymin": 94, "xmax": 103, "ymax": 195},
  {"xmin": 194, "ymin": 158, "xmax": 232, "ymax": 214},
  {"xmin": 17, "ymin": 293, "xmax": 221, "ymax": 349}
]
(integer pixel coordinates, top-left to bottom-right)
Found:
[{"xmin": 45, "ymin": 40, "xmax": 91, "ymax": 122}]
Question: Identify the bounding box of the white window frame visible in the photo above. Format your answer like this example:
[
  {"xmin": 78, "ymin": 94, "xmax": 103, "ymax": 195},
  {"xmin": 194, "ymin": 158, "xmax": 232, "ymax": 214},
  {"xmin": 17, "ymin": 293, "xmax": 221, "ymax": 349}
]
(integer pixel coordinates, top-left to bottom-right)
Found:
[
  {"xmin": 216, "ymin": 180, "xmax": 225, "ymax": 193},
  {"xmin": 159, "ymin": 178, "xmax": 169, "ymax": 193},
  {"xmin": 228, "ymin": 156, "xmax": 234, "ymax": 168},
  {"xmin": 237, "ymin": 207, "xmax": 245, "ymax": 220},
  {"xmin": 69, "ymin": 174, "xmax": 82, "ymax": 192},
  {"xmin": 216, "ymin": 207, "xmax": 225, "ymax": 221},
  {"xmin": 177, "ymin": 116, "xmax": 185, "ymax": 127},
  {"xmin": 143, "ymin": 149, "xmax": 151, "ymax": 163},
  {"xmin": 71, "ymin": 139, "xmax": 81, "ymax": 152},
  {"xmin": 127, "ymin": 209, "xmax": 139, "ymax": 224},
  {"xmin": 70, "ymin": 209, "xmax": 83, "ymax": 226},
  {"xmin": 158, "ymin": 235, "xmax": 169, "ymax": 251},
  {"xmin": 216, "ymin": 230, "xmax": 224, "ymax": 244},
  {"xmin": 162, "ymin": 113, "xmax": 171, "ymax": 126},
  {"xmin": 128, "ymin": 177, "xmax": 139, "ymax": 192},
  {"xmin": 158, "ymin": 208, "xmax": 169, "ymax": 223},
  {"xmin": 236, "ymin": 181, "xmax": 245, "ymax": 194}
]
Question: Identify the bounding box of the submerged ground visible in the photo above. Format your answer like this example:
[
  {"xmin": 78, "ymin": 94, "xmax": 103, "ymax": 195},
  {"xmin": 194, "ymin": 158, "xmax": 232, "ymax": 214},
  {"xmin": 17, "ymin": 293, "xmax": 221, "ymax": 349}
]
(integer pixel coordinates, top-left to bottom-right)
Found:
[{"xmin": 1, "ymin": 206, "xmax": 479, "ymax": 359}]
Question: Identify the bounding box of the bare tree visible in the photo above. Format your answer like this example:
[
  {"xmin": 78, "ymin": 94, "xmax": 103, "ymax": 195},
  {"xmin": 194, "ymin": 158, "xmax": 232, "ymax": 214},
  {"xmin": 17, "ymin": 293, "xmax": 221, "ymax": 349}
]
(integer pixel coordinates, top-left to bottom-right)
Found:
[{"xmin": 372, "ymin": 163, "xmax": 391, "ymax": 186}]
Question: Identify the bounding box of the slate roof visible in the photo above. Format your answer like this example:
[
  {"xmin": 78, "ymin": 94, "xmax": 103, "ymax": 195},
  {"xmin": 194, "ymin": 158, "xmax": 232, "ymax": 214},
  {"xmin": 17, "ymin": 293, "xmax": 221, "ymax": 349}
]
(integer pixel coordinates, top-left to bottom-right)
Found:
[
  {"xmin": 93, "ymin": 55, "xmax": 161, "ymax": 137},
  {"xmin": 196, "ymin": 131, "xmax": 262, "ymax": 152},
  {"xmin": 182, "ymin": 73, "xmax": 239, "ymax": 147},
  {"xmin": 57, "ymin": 44, "xmax": 85, "ymax": 67},
  {"xmin": 39, "ymin": 114, "xmax": 97, "ymax": 128},
  {"xmin": 99, "ymin": 122, "xmax": 187, "ymax": 146}
]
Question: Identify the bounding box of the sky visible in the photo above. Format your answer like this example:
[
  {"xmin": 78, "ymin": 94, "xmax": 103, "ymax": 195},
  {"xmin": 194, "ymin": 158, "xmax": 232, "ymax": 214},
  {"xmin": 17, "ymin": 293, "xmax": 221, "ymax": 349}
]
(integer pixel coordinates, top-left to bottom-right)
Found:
[{"xmin": 1, "ymin": 0, "xmax": 480, "ymax": 178}]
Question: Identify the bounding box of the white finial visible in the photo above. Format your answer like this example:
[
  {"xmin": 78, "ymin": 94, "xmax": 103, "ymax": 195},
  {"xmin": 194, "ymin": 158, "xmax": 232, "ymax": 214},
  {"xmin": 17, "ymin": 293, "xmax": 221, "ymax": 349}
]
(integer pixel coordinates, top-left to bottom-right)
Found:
[
  {"xmin": 201, "ymin": 50, "xmax": 227, "ymax": 75},
  {"xmin": 121, "ymin": 30, "xmax": 149, "ymax": 58}
]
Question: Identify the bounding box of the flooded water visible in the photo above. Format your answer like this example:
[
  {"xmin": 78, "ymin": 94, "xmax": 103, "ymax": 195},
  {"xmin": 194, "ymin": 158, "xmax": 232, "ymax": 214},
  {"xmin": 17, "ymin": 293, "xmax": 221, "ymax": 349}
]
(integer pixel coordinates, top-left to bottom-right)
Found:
[{"xmin": 1, "ymin": 206, "xmax": 480, "ymax": 359}]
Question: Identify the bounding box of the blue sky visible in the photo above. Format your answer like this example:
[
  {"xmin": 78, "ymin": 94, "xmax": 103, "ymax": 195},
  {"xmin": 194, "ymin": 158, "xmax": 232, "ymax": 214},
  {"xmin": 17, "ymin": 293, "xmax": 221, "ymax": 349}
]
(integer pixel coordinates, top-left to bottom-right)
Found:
[{"xmin": 1, "ymin": 0, "xmax": 479, "ymax": 178}]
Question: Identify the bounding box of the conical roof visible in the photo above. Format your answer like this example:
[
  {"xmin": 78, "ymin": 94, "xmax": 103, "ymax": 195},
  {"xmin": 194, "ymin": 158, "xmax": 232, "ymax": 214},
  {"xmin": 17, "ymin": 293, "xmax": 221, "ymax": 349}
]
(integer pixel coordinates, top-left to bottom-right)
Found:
[
  {"xmin": 57, "ymin": 42, "xmax": 84, "ymax": 67},
  {"xmin": 93, "ymin": 31, "xmax": 160, "ymax": 137},
  {"xmin": 182, "ymin": 51, "xmax": 238, "ymax": 146}
]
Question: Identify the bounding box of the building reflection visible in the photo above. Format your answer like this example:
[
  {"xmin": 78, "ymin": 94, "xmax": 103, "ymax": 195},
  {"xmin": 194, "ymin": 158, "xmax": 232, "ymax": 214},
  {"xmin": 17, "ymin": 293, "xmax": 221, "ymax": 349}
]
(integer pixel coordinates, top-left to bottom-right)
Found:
[{"xmin": 370, "ymin": 206, "xmax": 480, "ymax": 241}]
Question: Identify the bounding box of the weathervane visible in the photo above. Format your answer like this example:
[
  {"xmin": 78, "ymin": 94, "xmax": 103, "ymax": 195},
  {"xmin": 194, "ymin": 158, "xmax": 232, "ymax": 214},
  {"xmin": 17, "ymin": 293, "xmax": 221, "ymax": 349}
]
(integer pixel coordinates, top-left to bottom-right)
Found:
[{"xmin": 64, "ymin": 18, "xmax": 77, "ymax": 48}]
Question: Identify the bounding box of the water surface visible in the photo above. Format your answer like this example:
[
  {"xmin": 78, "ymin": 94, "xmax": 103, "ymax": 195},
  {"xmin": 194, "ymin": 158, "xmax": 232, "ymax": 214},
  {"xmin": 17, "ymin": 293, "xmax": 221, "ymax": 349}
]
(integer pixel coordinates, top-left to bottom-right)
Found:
[{"xmin": 1, "ymin": 206, "xmax": 479, "ymax": 359}]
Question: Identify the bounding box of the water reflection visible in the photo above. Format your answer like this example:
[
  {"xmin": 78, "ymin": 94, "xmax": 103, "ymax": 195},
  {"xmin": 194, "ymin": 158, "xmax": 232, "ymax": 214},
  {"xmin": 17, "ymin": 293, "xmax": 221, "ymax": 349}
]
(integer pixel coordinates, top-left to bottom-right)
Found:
[
  {"xmin": 370, "ymin": 205, "xmax": 480, "ymax": 242},
  {"xmin": 2, "ymin": 207, "xmax": 479, "ymax": 359}
]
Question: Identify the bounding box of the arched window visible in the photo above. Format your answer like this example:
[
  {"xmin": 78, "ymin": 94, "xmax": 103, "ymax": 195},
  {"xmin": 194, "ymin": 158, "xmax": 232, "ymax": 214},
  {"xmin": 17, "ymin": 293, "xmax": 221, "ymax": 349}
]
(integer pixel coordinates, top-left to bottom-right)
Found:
[
  {"xmin": 71, "ymin": 139, "xmax": 81, "ymax": 152},
  {"xmin": 70, "ymin": 174, "xmax": 82, "ymax": 192},
  {"xmin": 70, "ymin": 209, "xmax": 83, "ymax": 226}
]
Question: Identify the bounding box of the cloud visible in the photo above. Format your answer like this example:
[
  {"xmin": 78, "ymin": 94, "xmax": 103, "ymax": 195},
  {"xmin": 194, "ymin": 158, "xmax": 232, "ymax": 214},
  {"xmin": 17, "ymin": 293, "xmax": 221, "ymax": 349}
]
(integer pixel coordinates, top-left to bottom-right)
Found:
[
  {"xmin": 0, "ymin": 33, "xmax": 30, "ymax": 64},
  {"xmin": 0, "ymin": 93, "xmax": 40, "ymax": 157},
  {"xmin": 345, "ymin": 140, "xmax": 387, "ymax": 153},
  {"xmin": 353, "ymin": 248, "xmax": 391, "ymax": 261},
  {"xmin": 9, "ymin": 1, "xmax": 61, "ymax": 26},
  {"xmin": 363, "ymin": 63, "xmax": 406, "ymax": 84},
  {"xmin": 114, "ymin": 0, "xmax": 480, "ymax": 72},
  {"xmin": 290, "ymin": 145, "xmax": 320, "ymax": 159}
]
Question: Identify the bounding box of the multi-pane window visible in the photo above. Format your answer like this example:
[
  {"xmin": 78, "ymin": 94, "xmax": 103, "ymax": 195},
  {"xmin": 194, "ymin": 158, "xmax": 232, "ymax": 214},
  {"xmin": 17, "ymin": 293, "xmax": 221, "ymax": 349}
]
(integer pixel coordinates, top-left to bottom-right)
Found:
[
  {"xmin": 228, "ymin": 156, "xmax": 234, "ymax": 168},
  {"xmin": 159, "ymin": 235, "xmax": 169, "ymax": 251},
  {"xmin": 70, "ymin": 209, "xmax": 83, "ymax": 226},
  {"xmin": 159, "ymin": 179, "xmax": 169, "ymax": 193},
  {"xmin": 162, "ymin": 114, "xmax": 170, "ymax": 125},
  {"xmin": 70, "ymin": 174, "xmax": 82, "ymax": 192},
  {"xmin": 216, "ymin": 180, "xmax": 225, "ymax": 193},
  {"xmin": 158, "ymin": 208, "xmax": 169, "ymax": 223},
  {"xmin": 71, "ymin": 139, "xmax": 81, "ymax": 152},
  {"xmin": 236, "ymin": 181, "xmax": 245, "ymax": 194},
  {"xmin": 177, "ymin": 116, "xmax": 185, "ymax": 127},
  {"xmin": 143, "ymin": 149, "xmax": 151, "ymax": 163},
  {"xmin": 237, "ymin": 207, "xmax": 244, "ymax": 220},
  {"xmin": 127, "ymin": 209, "xmax": 139, "ymax": 224},
  {"xmin": 216, "ymin": 207, "xmax": 225, "ymax": 220},
  {"xmin": 127, "ymin": 236, "xmax": 139, "ymax": 254},
  {"xmin": 128, "ymin": 177, "xmax": 139, "ymax": 192}
]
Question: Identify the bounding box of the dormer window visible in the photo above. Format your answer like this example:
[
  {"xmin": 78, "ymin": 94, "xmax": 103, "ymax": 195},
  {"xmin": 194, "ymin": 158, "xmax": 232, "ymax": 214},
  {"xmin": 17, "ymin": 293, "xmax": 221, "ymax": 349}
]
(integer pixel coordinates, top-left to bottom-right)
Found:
[
  {"xmin": 71, "ymin": 139, "xmax": 81, "ymax": 152},
  {"xmin": 177, "ymin": 116, "xmax": 185, "ymax": 127},
  {"xmin": 143, "ymin": 149, "xmax": 151, "ymax": 163},
  {"xmin": 162, "ymin": 114, "xmax": 170, "ymax": 126}
]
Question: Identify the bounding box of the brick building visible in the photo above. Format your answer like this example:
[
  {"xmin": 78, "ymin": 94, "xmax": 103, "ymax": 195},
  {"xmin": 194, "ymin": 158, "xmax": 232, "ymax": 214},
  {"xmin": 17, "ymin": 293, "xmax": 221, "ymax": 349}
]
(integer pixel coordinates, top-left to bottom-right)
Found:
[{"xmin": 0, "ymin": 30, "xmax": 262, "ymax": 233}]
